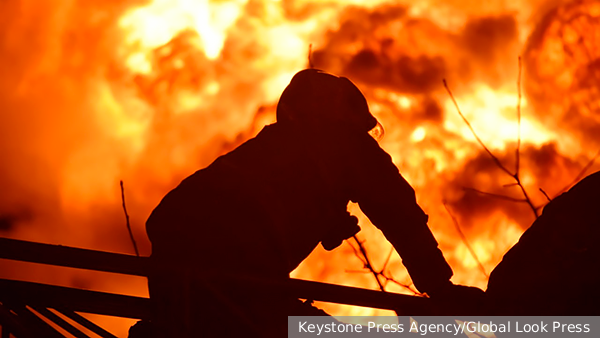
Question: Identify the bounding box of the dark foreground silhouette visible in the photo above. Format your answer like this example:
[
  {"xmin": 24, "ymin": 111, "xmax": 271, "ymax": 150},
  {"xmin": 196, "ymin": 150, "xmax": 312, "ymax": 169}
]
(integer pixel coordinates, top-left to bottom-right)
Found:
[
  {"xmin": 144, "ymin": 69, "xmax": 481, "ymax": 337},
  {"xmin": 486, "ymin": 170, "xmax": 600, "ymax": 315}
]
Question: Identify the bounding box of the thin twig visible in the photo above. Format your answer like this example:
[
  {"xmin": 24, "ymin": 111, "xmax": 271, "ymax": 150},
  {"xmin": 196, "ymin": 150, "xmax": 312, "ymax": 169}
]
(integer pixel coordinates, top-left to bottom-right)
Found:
[
  {"xmin": 351, "ymin": 235, "xmax": 385, "ymax": 292},
  {"xmin": 554, "ymin": 148, "xmax": 600, "ymax": 197},
  {"xmin": 308, "ymin": 44, "xmax": 314, "ymax": 69},
  {"xmin": 539, "ymin": 188, "xmax": 552, "ymax": 202},
  {"xmin": 514, "ymin": 175, "xmax": 539, "ymax": 218},
  {"xmin": 347, "ymin": 238, "xmax": 368, "ymax": 266},
  {"xmin": 444, "ymin": 77, "xmax": 539, "ymax": 219},
  {"xmin": 381, "ymin": 247, "xmax": 394, "ymax": 272},
  {"xmin": 381, "ymin": 271, "xmax": 422, "ymax": 296},
  {"xmin": 120, "ymin": 180, "xmax": 139, "ymax": 257},
  {"xmin": 463, "ymin": 187, "xmax": 528, "ymax": 203},
  {"xmin": 347, "ymin": 236, "xmax": 405, "ymax": 314},
  {"xmin": 516, "ymin": 56, "xmax": 522, "ymax": 175},
  {"xmin": 443, "ymin": 79, "xmax": 513, "ymax": 177},
  {"xmin": 345, "ymin": 245, "xmax": 422, "ymax": 296},
  {"xmin": 513, "ymin": 57, "xmax": 540, "ymax": 218},
  {"xmin": 443, "ymin": 202, "xmax": 489, "ymax": 279}
]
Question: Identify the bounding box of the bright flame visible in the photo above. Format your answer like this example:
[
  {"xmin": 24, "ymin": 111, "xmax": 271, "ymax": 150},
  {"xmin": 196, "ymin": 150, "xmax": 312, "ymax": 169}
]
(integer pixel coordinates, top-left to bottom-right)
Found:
[
  {"xmin": 120, "ymin": 0, "xmax": 248, "ymax": 62},
  {"xmin": 411, "ymin": 126, "xmax": 426, "ymax": 142},
  {"xmin": 2, "ymin": 1, "xmax": 600, "ymax": 335},
  {"xmin": 444, "ymin": 85, "xmax": 555, "ymax": 150}
]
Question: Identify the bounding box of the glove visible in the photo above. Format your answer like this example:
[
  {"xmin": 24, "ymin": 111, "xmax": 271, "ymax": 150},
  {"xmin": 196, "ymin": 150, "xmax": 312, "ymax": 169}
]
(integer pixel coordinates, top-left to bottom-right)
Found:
[{"xmin": 428, "ymin": 283, "xmax": 486, "ymax": 315}]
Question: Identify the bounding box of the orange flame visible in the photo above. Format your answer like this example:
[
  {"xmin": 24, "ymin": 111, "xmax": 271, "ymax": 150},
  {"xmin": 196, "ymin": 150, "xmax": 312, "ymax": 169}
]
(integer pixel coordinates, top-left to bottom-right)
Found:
[{"xmin": 1, "ymin": 0, "xmax": 599, "ymax": 334}]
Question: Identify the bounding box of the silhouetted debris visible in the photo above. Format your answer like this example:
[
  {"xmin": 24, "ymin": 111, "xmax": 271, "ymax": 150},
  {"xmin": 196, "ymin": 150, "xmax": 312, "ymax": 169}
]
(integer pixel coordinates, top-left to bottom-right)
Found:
[{"xmin": 486, "ymin": 170, "xmax": 600, "ymax": 315}]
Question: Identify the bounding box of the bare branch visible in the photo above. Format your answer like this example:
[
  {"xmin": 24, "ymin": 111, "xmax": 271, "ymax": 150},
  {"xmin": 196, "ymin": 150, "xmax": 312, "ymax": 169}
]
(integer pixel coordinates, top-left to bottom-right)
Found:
[
  {"xmin": 380, "ymin": 273, "xmax": 422, "ymax": 296},
  {"xmin": 381, "ymin": 247, "xmax": 394, "ymax": 272},
  {"xmin": 516, "ymin": 56, "xmax": 522, "ymax": 175},
  {"xmin": 463, "ymin": 187, "xmax": 528, "ymax": 203},
  {"xmin": 346, "ymin": 238, "xmax": 422, "ymax": 298},
  {"xmin": 511, "ymin": 57, "xmax": 539, "ymax": 219},
  {"xmin": 308, "ymin": 44, "xmax": 314, "ymax": 69},
  {"xmin": 554, "ymin": 148, "xmax": 600, "ymax": 197},
  {"xmin": 120, "ymin": 180, "xmax": 139, "ymax": 257},
  {"xmin": 445, "ymin": 76, "xmax": 539, "ymax": 219},
  {"xmin": 443, "ymin": 79, "xmax": 514, "ymax": 177},
  {"xmin": 514, "ymin": 175, "xmax": 540, "ymax": 218},
  {"xmin": 346, "ymin": 239, "xmax": 368, "ymax": 266},
  {"xmin": 351, "ymin": 235, "xmax": 386, "ymax": 292},
  {"xmin": 443, "ymin": 202, "xmax": 489, "ymax": 279},
  {"xmin": 539, "ymin": 188, "xmax": 552, "ymax": 203}
]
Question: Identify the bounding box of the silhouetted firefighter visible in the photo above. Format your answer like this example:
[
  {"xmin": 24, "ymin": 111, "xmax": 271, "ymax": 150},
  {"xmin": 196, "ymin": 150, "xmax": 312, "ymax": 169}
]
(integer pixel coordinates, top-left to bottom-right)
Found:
[{"xmin": 144, "ymin": 69, "xmax": 482, "ymax": 337}]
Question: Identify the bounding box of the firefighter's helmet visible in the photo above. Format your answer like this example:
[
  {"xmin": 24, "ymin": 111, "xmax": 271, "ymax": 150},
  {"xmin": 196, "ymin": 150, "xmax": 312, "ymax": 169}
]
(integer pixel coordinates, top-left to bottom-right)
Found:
[{"xmin": 276, "ymin": 69, "xmax": 382, "ymax": 138}]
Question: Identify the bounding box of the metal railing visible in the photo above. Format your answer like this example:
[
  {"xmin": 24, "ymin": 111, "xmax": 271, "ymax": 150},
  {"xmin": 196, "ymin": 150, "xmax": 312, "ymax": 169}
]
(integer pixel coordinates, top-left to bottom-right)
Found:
[{"xmin": 0, "ymin": 237, "xmax": 433, "ymax": 337}]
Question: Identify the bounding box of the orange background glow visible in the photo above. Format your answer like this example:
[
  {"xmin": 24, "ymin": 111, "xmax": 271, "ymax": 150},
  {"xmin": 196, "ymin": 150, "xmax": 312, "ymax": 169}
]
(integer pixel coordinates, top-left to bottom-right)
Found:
[{"xmin": 1, "ymin": 0, "xmax": 599, "ymax": 335}]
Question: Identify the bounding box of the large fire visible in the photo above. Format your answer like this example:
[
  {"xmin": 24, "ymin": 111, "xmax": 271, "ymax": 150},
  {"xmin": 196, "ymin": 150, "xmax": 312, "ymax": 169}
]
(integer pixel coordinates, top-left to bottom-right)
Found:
[{"xmin": 1, "ymin": 0, "xmax": 599, "ymax": 335}]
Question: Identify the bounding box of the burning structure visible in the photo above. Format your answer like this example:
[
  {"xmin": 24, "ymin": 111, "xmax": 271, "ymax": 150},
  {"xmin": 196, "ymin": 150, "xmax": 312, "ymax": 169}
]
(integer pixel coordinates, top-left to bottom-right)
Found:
[{"xmin": 1, "ymin": 0, "xmax": 599, "ymax": 336}]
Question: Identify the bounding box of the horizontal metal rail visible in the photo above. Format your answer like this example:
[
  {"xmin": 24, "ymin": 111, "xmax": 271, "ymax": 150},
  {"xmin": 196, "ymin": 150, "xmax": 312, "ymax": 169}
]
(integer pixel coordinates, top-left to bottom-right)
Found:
[
  {"xmin": 0, "ymin": 237, "xmax": 434, "ymax": 314},
  {"xmin": 0, "ymin": 237, "xmax": 148, "ymax": 277}
]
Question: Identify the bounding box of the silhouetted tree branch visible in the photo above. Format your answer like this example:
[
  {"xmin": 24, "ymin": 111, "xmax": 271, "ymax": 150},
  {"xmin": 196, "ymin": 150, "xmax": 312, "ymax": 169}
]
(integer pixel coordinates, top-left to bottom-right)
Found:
[
  {"xmin": 516, "ymin": 56, "xmax": 522, "ymax": 176},
  {"xmin": 463, "ymin": 187, "xmax": 528, "ymax": 203},
  {"xmin": 350, "ymin": 235, "xmax": 385, "ymax": 292},
  {"xmin": 346, "ymin": 235, "xmax": 422, "ymax": 297},
  {"xmin": 553, "ymin": 148, "xmax": 600, "ymax": 198},
  {"xmin": 443, "ymin": 57, "xmax": 539, "ymax": 219},
  {"xmin": 539, "ymin": 188, "xmax": 552, "ymax": 202},
  {"xmin": 442, "ymin": 79, "xmax": 513, "ymax": 177},
  {"xmin": 120, "ymin": 180, "xmax": 139, "ymax": 257}
]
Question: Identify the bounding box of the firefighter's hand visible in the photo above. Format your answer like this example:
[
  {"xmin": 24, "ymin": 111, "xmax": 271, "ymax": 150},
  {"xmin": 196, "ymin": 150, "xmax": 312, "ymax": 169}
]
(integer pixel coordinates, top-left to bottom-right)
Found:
[{"xmin": 428, "ymin": 284, "xmax": 486, "ymax": 314}]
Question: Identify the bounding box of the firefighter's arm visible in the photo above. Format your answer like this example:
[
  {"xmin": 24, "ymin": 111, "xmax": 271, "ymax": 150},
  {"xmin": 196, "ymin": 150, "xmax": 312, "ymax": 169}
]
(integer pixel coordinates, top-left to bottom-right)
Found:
[
  {"xmin": 348, "ymin": 136, "xmax": 485, "ymax": 306},
  {"xmin": 346, "ymin": 133, "xmax": 453, "ymax": 295},
  {"xmin": 357, "ymin": 187, "xmax": 454, "ymax": 295}
]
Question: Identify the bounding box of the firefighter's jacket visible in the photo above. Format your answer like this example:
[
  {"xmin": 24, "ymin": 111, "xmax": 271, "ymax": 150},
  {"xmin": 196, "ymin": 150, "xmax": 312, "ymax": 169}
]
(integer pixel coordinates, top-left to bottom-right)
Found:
[{"xmin": 146, "ymin": 122, "xmax": 452, "ymax": 294}]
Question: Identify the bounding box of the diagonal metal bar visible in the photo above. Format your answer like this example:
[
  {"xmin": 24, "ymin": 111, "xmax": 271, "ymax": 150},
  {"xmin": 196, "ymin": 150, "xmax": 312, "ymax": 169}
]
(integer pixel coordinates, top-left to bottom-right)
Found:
[
  {"xmin": 57, "ymin": 310, "xmax": 118, "ymax": 338},
  {"xmin": 33, "ymin": 307, "xmax": 90, "ymax": 338},
  {"xmin": 4, "ymin": 303, "xmax": 64, "ymax": 338},
  {"xmin": 0, "ymin": 279, "xmax": 151, "ymax": 320},
  {"xmin": 0, "ymin": 302, "xmax": 34, "ymax": 338}
]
